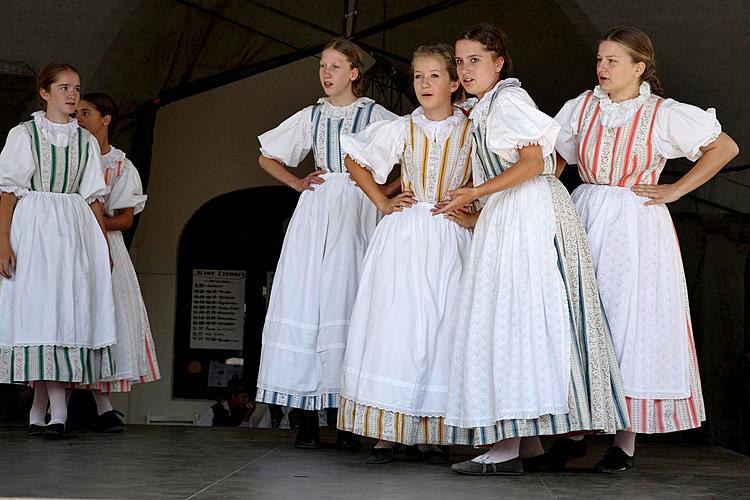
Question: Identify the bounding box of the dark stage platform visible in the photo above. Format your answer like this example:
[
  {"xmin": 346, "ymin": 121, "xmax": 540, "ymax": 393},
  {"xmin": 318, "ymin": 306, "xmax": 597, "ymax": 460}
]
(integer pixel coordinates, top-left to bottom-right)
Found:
[{"xmin": 0, "ymin": 426, "xmax": 748, "ymax": 499}]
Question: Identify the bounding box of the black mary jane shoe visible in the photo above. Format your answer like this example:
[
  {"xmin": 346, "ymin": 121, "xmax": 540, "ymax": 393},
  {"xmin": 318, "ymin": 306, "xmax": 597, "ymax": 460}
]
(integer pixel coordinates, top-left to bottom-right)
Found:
[
  {"xmin": 451, "ymin": 457, "xmax": 524, "ymax": 476},
  {"xmin": 594, "ymin": 446, "xmax": 634, "ymax": 474},
  {"xmin": 335, "ymin": 430, "xmax": 361, "ymax": 451},
  {"xmin": 95, "ymin": 410, "xmax": 126, "ymax": 433},
  {"xmin": 43, "ymin": 423, "xmax": 65, "ymax": 440},
  {"xmin": 26, "ymin": 424, "xmax": 46, "ymax": 437},
  {"xmin": 523, "ymin": 437, "xmax": 588, "ymax": 472},
  {"xmin": 366, "ymin": 445, "xmax": 402, "ymax": 464}
]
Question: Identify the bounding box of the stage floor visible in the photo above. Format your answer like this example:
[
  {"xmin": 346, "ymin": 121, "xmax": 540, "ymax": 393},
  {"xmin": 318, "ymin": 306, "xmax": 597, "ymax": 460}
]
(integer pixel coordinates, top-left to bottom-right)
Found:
[{"xmin": 0, "ymin": 426, "xmax": 748, "ymax": 499}]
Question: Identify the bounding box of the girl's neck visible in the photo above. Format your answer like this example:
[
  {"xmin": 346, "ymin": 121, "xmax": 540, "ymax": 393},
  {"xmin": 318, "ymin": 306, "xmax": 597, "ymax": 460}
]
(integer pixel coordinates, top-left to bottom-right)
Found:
[
  {"xmin": 327, "ymin": 89, "xmax": 358, "ymax": 107},
  {"xmin": 92, "ymin": 129, "xmax": 110, "ymax": 154},
  {"xmin": 44, "ymin": 108, "xmax": 72, "ymax": 124},
  {"xmin": 422, "ymin": 103, "xmax": 454, "ymax": 122},
  {"xmin": 608, "ymin": 82, "xmax": 641, "ymax": 103},
  {"xmin": 476, "ymin": 76, "xmax": 501, "ymax": 100}
]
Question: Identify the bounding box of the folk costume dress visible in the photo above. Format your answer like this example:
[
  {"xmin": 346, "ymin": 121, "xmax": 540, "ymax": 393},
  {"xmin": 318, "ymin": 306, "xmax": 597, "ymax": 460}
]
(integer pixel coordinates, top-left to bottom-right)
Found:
[
  {"xmin": 256, "ymin": 97, "xmax": 396, "ymax": 410},
  {"xmin": 78, "ymin": 146, "xmax": 160, "ymax": 392},
  {"xmin": 554, "ymin": 82, "xmax": 718, "ymax": 433},
  {"xmin": 0, "ymin": 111, "xmax": 116, "ymax": 385},
  {"xmin": 337, "ymin": 106, "xmax": 473, "ymax": 445},
  {"xmin": 445, "ymin": 80, "xmax": 629, "ymax": 445}
]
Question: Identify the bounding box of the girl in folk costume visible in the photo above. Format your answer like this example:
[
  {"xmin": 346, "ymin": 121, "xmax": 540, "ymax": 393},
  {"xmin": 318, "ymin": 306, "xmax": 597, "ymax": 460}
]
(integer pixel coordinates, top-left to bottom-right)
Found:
[
  {"xmin": 433, "ymin": 24, "xmax": 629, "ymax": 475},
  {"xmin": 255, "ymin": 38, "xmax": 398, "ymax": 449},
  {"xmin": 553, "ymin": 27, "xmax": 739, "ymax": 472},
  {"xmin": 75, "ymin": 93, "xmax": 161, "ymax": 432},
  {"xmin": 338, "ymin": 45, "xmax": 477, "ymax": 465},
  {"xmin": 0, "ymin": 64, "xmax": 117, "ymax": 438}
]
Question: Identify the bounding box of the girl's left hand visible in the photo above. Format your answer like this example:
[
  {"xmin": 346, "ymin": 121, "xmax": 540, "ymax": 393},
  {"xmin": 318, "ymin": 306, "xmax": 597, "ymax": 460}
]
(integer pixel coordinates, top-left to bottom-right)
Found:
[
  {"xmin": 431, "ymin": 187, "xmax": 478, "ymax": 215},
  {"xmin": 631, "ymin": 183, "xmax": 684, "ymax": 205},
  {"xmin": 443, "ymin": 207, "xmax": 480, "ymax": 229}
]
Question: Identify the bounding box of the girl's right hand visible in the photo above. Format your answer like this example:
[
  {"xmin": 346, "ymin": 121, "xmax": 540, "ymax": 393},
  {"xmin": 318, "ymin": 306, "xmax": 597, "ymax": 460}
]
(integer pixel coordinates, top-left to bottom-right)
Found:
[
  {"xmin": 295, "ymin": 169, "xmax": 326, "ymax": 192},
  {"xmin": 377, "ymin": 191, "xmax": 416, "ymax": 215},
  {"xmin": 0, "ymin": 241, "xmax": 16, "ymax": 279}
]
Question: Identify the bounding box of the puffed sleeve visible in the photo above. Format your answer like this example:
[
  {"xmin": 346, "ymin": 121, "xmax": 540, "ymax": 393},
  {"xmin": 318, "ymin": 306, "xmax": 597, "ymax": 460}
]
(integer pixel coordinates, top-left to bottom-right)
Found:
[
  {"xmin": 485, "ymin": 86, "xmax": 560, "ymax": 164},
  {"xmin": 653, "ymin": 99, "xmax": 722, "ymax": 161},
  {"xmin": 258, "ymin": 107, "xmax": 313, "ymax": 167},
  {"xmin": 0, "ymin": 125, "xmax": 36, "ymax": 197},
  {"xmin": 369, "ymin": 103, "xmax": 399, "ymax": 124},
  {"xmin": 107, "ymin": 158, "xmax": 147, "ymax": 215},
  {"xmin": 340, "ymin": 117, "xmax": 407, "ymax": 184},
  {"xmin": 553, "ymin": 92, "xmax": 590, "ymax": 165},
  {"xmin": 77, "ymin": 134, "xmax": 107, "ymax": 204}
]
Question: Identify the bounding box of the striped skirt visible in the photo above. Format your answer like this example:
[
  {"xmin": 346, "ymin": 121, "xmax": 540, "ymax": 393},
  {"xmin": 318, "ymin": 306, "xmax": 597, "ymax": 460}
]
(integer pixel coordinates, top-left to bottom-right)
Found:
[
  {"xmin": 75, "ymin": 231, "xmax": 161, "ymax": 393},
  {"xmin": 446, "ymin": 177, "xmax": 629, "ymax": 445},
  {"xmin": 0, "ymin": 345, "xmax": 114, "ymax": 384},
  {"xmin": 572, "ymin": 184, "xmax": 705, "ymax": 433}
]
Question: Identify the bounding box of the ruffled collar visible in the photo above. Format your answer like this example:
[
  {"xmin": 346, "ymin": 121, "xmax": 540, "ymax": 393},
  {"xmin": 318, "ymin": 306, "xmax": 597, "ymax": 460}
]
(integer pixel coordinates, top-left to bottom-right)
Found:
[
  {"xmin": 316, "ymin": 96, "xmax": 374, "ymax": 118},
  {"xmin": 31, "ymin": 110, "xmax": 78, "ymax": 139},
  {"xmin": 593, "ymin": 81, "xmax": 652, "ymax": 128},
  {"xmin": 101, "ymin": 145, "xmax": 126, "ymax": 169},
  {"xmin": 411, "ymin": 106, "xmax": 466, "ymax": 143},
  {"xmin": 469, "ymin": 78, "xmax": 521, "ymax": 122}
]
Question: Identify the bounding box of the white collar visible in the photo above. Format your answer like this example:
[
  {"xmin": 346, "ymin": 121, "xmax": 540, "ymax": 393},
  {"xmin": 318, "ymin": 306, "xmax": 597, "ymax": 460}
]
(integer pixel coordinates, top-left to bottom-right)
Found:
[
  {"xmin": 316, "ymin": 96, "xmax": 374, "ymax": 118},
  {"xmin": 101, "ymin": 145, "xmax": 126, "ymax": 168},
  {"xmin": 411, "ymin": 106, "xmax": 465, "ymax": 143},
  {"xmin": 593, "ymin": 81, "xmax": 652, "ymax": 128},
  {"xmin": 31, "ymin": 110, "xmax": 78, "ymax": 137},
  {"xmin": 469, "ymin": 78, "xmax": 521, "ymax": 122}
]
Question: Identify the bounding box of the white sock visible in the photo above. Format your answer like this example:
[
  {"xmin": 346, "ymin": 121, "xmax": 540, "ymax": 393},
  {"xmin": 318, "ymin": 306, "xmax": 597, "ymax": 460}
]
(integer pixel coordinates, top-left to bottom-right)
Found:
[
  {"xmin": 46, "ymin": 382, "xmax": 68, "ymax": 426},
  {"xmin": 613, "ymin": 430, "xmax": 636, "ymax": 456},
  {"xmin": 29, "ymin": 383, "xmax": 49, "ymax": 426},
  {"xmin": 520, "ymin": 436, "xmax": 544, "ymax": 458},
  {"xmin": 92, "ymin": 391, "xmax": 114, "ymax": 416},
  {"xmin": 471, "ymin": 438, "xmax": 521, "ymax": 463},
  {"xmin": 374, "ymin": 439, "xmax": 397, "ymax": 449}
]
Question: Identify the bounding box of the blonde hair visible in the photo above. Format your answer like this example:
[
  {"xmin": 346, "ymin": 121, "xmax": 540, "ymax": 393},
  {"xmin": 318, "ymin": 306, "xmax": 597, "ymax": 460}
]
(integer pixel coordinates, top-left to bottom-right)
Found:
[
  {"xmin": 411, "ymin": 44, "xmax": 464, "ymax": 103},
  {"xmin": 602, "ymin": 27, "xmax": 664, "ymax": 97},
  {"xmin": 323, "ymin": 38, "xmax": 364, "ymax": 97}
]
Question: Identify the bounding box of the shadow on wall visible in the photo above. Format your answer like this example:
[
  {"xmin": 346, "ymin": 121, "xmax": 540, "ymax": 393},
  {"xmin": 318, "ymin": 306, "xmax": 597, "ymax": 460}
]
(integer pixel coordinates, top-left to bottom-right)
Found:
[{"xmin": 172, "ymin": 186, "xmax": 300, "ymax": 401}]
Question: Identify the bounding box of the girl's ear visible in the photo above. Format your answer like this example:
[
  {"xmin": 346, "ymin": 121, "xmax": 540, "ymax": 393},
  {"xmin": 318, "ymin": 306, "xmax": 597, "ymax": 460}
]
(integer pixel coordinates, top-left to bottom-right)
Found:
[
  {"xmin": 450, "ymin": 80, "xmax": 460, "ymax": 93},
  {"xmin": 350, "ymin": 67, "xmax": 359, "ymax": 82},
  {"xmin": 102, "ymin": 115, "xmax": 112, "ymax": 127},
  {"xmin": 495, "ymin": 56, "xmax": 505, "ymax": 74},
  {"xmin": 39, "ymin": 88, "xmax": 50, "ymax": 102}
]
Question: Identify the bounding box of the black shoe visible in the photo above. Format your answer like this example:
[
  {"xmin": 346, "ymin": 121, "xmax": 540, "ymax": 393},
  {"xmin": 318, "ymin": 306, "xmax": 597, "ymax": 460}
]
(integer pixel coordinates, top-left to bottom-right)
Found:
[
  {"xmin": 27, "ymin": 424, "xmax": 45, "ymax": 437},
  {"xmin": 336, "ymin": 430, "xmax": 361, "ymax": 451},
  {"xmin": 422, "ymin": 448, "xmax": 450, "ymax": 465},
  {"xmin": 451, "ymin": 457, "xmax": 524, "ymax": 476},
  {"xmin": 594, "ymin": 446, "xmax": 634, "ymax": 473},
  {"xmin": 523, "ymin": 438, "xmax": 588, "ymax": 472},
  {"xmin": 43, "ymin": 423, "xmax": 65, "ymax": 440},
  {"xmin": 367, "ymin": 445, "xmax": 401, "ymax": 464},
  {"xmin": 95, "ymin": 410, "xmax": 125, "ymax": 433},
  {"xmin": 294, "ymin": 410, "xmax": 321, "ymax": 449}
]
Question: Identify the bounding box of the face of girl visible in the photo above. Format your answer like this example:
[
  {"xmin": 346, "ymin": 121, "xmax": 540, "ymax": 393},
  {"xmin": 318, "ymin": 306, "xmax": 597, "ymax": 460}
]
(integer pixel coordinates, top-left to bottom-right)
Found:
[
  {"xmin": 596, "ymin": 40, "xmax": 645, "ymax": 97},
  {"xmin": 455, "ymin": 39, "xmax": 503, "ymax": 98},
  {"xmin": 412, "ymin": 56, "xmax": 459, "ymax": 113},
  {"xmin": 319, "ymin": 48, "xmax": 358, "ymax": 98},
  {"xmin": 40, "ymin": 70, "xmax": 81, "ymax": 118},
  {"xmin": 75, "ymin": 100, "xmax": 108, "ymax": 135}
]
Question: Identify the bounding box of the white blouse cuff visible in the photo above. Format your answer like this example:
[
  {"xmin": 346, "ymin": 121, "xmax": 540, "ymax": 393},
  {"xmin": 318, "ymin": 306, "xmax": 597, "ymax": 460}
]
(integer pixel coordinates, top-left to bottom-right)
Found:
[{"xmin": 0, "ymin": 185, "xmax": 29, "ymax": 197}]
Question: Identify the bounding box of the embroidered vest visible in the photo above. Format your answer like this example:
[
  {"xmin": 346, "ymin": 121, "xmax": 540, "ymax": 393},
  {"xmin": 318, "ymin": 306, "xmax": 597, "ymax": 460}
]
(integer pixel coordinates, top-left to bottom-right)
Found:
[
  {"xmin": 310, "ymin": 101, "xmax": 376, "ymax": 173},
  {"xmin": 576, "ymin": 91, "xmax": 665, "ymax": 186},
  {"xmin": 401, "ymin": 117, "xmax": 473, "ymax": 203},
  {"xmin": 22, "ymin": 120, "xmax": 90, "ymax": 194}
]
